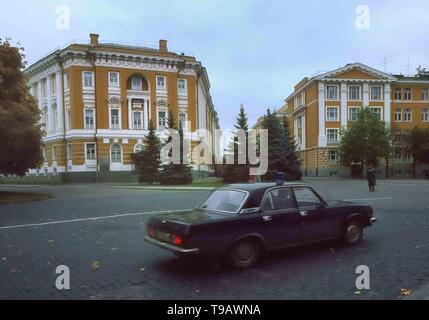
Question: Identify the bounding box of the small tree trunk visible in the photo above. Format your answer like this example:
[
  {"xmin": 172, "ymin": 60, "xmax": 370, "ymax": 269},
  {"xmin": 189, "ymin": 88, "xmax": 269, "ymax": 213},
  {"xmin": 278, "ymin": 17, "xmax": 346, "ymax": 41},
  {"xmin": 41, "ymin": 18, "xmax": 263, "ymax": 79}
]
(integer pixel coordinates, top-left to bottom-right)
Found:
[
  {"xmin": 413, "ymin": 160, "xmax": 416, "ymax": 178},
  {"xmin": 385, "ymin": 157, "xmax": 389, "ymax": 178}
]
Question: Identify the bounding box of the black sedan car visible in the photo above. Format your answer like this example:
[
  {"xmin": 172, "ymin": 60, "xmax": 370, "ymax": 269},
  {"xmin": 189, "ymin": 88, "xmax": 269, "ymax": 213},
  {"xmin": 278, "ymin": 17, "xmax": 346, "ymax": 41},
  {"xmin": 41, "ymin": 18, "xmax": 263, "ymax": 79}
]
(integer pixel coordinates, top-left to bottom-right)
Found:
[{"xmin": 145, "ymin": 182, "xmax": 377, "ymax": 268}]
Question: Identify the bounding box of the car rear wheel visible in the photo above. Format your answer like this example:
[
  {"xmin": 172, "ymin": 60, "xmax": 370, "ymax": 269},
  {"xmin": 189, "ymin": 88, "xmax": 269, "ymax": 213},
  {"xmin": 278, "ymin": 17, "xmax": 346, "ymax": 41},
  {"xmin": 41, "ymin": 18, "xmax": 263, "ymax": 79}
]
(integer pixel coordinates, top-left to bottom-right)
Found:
[
  {"xmin": 228, "ymin": 239, "xmax": 261, "ymax": 269},
  {"xmin": 344, "ymin": 220, "xmax": 363, "ymax": 245}
]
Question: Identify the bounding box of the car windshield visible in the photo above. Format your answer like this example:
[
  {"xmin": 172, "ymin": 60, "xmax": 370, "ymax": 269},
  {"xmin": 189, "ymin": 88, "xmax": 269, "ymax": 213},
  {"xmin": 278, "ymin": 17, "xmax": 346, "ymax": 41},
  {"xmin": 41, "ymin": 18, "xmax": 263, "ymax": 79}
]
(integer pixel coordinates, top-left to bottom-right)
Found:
[{"xmin": 200, "ymin": 189, "xmax": 247, "ymax": 213}]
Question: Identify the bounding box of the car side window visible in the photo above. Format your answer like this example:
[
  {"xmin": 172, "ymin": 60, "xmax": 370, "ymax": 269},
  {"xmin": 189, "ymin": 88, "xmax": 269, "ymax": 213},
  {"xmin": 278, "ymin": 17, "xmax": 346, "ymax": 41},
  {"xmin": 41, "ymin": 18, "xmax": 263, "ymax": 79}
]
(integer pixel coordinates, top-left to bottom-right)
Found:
[
  {"xmin": 262, "ymin": 188, "xmax": 297, "ymax": 211},
  {"xmin": 293, "ymin": 187, "xmax": 322, "ymax": 209}
]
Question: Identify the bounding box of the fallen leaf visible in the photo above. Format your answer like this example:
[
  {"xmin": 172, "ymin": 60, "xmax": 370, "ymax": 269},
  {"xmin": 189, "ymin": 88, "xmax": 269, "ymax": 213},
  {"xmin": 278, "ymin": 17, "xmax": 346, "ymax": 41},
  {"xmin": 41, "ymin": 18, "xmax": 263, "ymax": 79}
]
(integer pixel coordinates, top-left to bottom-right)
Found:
[
  {"xmin": 354, "ymin": 291, "xmax": 361, "ymax": 294},
  {"xmin": 111, "ymin": 247, "xmax": 118, "ymax": 251},
  {"xmin": 140, "ymin": 267, "xmax": 145, "ymax": 271},
  {"xmin": 2, "ymin": 257, "xmax": 7, "ymax": 261},
  {"xmin": 400, "ymin": 288, "xmax": 413, "ymax": 296},
  {"xmin": 48, "ymin": 240, "xmax": 54, "ymax": 243},
  {"xmin": 92, "ymin": 260, "xmax": 100, "ymax": 271}
]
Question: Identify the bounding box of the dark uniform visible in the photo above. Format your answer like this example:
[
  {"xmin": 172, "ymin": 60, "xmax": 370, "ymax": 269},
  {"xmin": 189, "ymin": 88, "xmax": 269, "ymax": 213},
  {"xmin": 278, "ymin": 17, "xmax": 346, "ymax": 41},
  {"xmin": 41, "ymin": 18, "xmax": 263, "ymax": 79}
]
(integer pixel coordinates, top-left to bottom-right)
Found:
[{"xmin": 367, "ymin": 168, "xmax": 376, "ymax": 192}]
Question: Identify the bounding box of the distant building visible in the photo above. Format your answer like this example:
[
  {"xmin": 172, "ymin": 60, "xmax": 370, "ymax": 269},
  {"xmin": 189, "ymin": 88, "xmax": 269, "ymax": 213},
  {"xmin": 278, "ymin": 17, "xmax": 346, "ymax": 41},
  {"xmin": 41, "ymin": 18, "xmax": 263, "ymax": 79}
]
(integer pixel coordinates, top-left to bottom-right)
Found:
[
  {"xmin": 255, "ymin": 62, "xmax": 429, "ymax": 177},
  {"xmin": 25, "ymin": 34, "xmax": 219, "ymax": 181}
]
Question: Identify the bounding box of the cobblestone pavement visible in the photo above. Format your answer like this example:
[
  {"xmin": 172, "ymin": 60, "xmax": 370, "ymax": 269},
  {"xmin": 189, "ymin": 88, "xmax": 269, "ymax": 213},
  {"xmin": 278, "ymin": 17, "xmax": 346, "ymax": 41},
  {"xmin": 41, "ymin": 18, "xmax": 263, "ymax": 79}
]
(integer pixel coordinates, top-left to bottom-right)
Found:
[{"xmin": 0, "ymin": 180, "xmax": 429, "ymax": 300}]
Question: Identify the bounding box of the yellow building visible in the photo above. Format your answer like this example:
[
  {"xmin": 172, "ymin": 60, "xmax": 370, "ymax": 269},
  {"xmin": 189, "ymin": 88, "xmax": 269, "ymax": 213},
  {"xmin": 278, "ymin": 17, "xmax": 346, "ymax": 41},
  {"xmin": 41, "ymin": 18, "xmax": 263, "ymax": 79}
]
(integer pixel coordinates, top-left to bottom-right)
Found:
[
  {"xmin": 25, "ymin": 34, "xmax": 219, "ymax": 182},
  {"xmin": 277, "ymin": 62, "xmax": 429, "ymax": 177}
]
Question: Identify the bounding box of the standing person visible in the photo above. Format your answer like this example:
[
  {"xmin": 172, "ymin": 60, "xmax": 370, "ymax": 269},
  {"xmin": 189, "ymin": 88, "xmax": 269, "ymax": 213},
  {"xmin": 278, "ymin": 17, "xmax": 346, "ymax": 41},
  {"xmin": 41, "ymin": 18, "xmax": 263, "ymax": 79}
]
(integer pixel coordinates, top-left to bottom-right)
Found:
[{"xmin": 367, "ymin": 166, "xmax": 376, "ymax": 192}]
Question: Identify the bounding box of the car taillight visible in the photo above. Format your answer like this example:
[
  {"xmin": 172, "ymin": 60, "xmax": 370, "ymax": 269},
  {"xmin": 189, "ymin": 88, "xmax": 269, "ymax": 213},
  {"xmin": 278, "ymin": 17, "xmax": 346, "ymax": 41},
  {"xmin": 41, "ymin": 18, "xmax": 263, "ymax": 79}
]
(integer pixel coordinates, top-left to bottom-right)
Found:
[
  {"xmin": 148, "ymin": 226, "xmax": 157, "ymax": 238},
  {"xmin": 171, "ymin": 234, "xmax": 183, "ymax": 246}
]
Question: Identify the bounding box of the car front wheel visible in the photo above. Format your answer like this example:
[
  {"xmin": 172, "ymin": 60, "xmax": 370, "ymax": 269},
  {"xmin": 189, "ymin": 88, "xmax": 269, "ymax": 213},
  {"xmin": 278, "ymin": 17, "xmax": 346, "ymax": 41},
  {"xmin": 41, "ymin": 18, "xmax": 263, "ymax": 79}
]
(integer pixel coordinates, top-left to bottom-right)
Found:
[
  {"xmin": 344, "ymin": 220, "xmax": 363, "ymax": 245},
  {"xmin": 228, "ymin": 239, "xmax": 261, "ymax": 269}
]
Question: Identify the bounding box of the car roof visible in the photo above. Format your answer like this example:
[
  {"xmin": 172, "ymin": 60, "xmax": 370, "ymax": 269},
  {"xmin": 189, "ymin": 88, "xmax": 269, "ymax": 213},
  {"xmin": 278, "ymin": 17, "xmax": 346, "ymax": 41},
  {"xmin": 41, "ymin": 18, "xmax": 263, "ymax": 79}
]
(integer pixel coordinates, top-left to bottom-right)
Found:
[{"xmin": 217, "ymin": 182, "xmax": 310, "ymax": 209}]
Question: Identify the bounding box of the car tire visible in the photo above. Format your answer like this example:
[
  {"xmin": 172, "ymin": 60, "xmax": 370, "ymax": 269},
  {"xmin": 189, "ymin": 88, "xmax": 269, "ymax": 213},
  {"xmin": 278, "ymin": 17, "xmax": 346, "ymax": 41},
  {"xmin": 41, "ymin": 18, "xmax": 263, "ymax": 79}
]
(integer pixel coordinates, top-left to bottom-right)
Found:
[
  {"xmin": 343, "ymin": 220, "xmax": 363, "ymax": 245},
  {"xmin": 228, "ymin": 239, "xmax": 261, "ymax": 269}
]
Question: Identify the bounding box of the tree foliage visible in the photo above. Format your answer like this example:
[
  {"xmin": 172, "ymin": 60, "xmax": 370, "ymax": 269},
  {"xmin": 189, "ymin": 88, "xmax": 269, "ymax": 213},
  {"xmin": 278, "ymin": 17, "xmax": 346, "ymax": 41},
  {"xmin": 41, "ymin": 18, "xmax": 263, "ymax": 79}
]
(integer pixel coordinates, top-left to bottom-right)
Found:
[
  {"xmin": 339, "ymin": 107, "xmax": 392, "ymax": 174},
  {"xmin": 132, "ymin": 120, "xmax": 161, "ymax": 184},
  {"xmin": 0, "ymin": 39, "xmax": 43, "ymax": 176},
  {"xmin": 262, "ymin": 109, "xmax": 302, "ymax": 181},
  {"xmin": 159, "ymin": 111, "xmax": 193, "ymax": 185},
  {"xmin": 403, "ymin": 127, "xmax": 429, "ymax": 177},
  {"xmin": 223, "ymin": 105, "xmax": 250, "ymax": 183}
]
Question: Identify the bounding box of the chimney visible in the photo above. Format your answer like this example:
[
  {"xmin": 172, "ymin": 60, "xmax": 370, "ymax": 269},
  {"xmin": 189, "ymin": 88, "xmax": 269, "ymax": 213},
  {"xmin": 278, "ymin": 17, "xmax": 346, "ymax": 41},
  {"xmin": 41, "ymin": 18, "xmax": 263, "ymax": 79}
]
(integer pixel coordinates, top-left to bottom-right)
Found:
[
  {"xmin": 159, "ymin": 40, "xmax": 168, "ymax": 52},
  {"xmin": 90, "ymin": 33, "xmax": 99, "ymax": 45}
]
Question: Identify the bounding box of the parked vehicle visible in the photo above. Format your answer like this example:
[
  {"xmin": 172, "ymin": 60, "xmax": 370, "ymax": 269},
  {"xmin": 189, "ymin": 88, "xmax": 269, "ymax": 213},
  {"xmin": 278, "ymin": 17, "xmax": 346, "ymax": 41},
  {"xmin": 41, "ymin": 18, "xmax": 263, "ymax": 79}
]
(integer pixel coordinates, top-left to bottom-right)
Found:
[{"xmin": 145, "ymin": 182, "xmax": 377, "ymax": 268}]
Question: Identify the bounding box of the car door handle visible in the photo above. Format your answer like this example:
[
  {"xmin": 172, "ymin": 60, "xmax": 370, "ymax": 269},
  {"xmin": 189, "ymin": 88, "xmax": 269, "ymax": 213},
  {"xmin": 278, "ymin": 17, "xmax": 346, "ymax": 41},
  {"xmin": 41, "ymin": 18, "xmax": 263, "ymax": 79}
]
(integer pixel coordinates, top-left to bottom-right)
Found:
[
  {"xmin": 262, "ymin": 215, "xmax": 272, "ymax": 222},
  {"xmin": 300, "ymin": 211, "xmax": 308, "ymax": 216}
]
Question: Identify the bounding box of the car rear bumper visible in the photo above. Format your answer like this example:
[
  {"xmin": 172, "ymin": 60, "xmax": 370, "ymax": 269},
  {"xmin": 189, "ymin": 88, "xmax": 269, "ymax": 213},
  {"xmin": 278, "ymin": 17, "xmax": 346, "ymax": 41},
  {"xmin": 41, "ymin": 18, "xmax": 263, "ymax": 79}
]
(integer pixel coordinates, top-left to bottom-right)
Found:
[{"xmin": 144, "ymin": 236, "xmax": 200, "ymax": 255}]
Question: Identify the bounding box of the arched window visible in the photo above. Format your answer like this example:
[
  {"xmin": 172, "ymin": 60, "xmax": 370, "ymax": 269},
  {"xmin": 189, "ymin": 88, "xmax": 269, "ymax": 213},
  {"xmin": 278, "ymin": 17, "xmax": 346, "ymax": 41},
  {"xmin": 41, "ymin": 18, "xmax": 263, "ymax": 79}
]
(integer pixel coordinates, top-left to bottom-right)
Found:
[
  {"xmin": 111, "ymin": 144, "xmax": 122, "ymax": 163},
  {"xmin": 134, "ymin": 143, "xmax": 144, "ymax": 153}
]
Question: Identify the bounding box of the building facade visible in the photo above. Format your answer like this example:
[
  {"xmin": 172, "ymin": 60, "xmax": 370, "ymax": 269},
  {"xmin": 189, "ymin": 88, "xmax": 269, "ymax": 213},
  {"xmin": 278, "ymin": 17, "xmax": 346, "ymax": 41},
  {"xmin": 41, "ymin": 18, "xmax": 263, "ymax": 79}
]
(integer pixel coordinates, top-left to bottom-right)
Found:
[
  {"xmin": 281, "ymin": 62, "xmax": 429, "ymax": 177},
  {"xmin": 24, "ymin": 34, "xmax": 219, "ymax": 182}
]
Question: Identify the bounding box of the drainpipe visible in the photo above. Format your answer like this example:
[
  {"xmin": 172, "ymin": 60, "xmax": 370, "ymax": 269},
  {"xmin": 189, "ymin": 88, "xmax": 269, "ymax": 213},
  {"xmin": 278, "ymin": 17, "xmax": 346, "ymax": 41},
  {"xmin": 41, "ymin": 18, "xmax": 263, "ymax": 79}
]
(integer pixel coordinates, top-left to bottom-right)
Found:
[{"xmin": 87, "ymin": 48, "xmax": 99, "ymax": 183}]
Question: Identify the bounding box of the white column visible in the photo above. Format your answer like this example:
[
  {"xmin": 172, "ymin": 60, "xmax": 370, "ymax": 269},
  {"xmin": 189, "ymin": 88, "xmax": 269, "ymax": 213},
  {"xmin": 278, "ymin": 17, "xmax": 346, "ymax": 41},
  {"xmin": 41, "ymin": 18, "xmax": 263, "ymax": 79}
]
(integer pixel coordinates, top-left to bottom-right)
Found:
[
  {"xmin": 37, "ymin": 80, "xmax": 43, "ymax": 109},
  {"xmin": 46, "ymin": 76, "xmax": 52, "ymax": 134},
  {"xmin": 318, "ymin": 81, "xmax": 327, "ymax": 146},
  {"xmin": 128, "ymin": 98, "xmax": 132, "ymax": 130},
  {"xmin": 363, "ymin": 82, "xmax": 369, "ymax": 107},
  {"xmin": 384, "ymin": 83, "xmax": 391, "ymax": 125},
  {"xmin": 340, "ymin": 82, "xmax": 348, "ymax": 127},
  {"xmin": 144, "ymin": 99, "xmax": 149, "ymax": 130},
  {"xmin": 55, "ymin": 72, "xmax": 64, "ymax": 131},
  {"xmin": 301, "ymin": 113, "xmax": 306, "ymax": 149}
]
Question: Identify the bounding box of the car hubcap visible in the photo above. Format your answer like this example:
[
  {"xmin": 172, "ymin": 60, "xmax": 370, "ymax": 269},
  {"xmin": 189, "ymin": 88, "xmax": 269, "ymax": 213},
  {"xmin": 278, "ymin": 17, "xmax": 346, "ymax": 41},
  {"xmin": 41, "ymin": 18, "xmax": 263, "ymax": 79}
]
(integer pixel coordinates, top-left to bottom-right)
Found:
[
  {"xmin": 347, "ymin": 224, "xmax": 361, "ymax": 242},
  {"xmin": 236, "ymin": 243, "xmax": 253, "ymax": 263}
]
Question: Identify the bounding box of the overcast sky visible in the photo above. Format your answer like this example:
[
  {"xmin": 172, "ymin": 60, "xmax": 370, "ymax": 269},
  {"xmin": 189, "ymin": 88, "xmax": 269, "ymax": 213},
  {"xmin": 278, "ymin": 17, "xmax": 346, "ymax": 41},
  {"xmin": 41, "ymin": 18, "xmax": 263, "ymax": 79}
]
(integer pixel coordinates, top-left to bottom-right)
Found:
[{"xmin": 1, "ymin": 0, "xmax": 428, "ymax": 129}]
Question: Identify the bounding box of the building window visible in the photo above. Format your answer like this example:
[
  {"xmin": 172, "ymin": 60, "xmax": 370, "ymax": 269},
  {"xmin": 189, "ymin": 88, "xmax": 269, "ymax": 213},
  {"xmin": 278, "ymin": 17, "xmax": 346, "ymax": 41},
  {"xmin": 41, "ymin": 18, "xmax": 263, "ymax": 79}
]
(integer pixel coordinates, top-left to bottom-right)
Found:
[
  {"xmin": 370, "ymin": 107, "xmax": 382, "ymax": 120},
  {"xmin": 110, "ymin": 108, "xmax": 120, "ymax": 129},
  {"xmin": 394, "ymin": 149, "xmax": 402, "ymax": 161},
  {"xmin": 134, "ymin": 144, "xmax": 144, "ymax": 153},
  {"xmin": 297, "ymin": 116, "xmax": 302, "ymax": 129},
  {"xmin": 158, "ymin": 111, "xmax": 166, "ymax": 129},
  {"xmin": 326, "ymin": 107, "xmax": 339, "ymax": 121},
  {"xmin": 156, "ymin": 76, "xmax": 166, "ymax": 91},
  {"xmin": 51, "ymin": 76, "xmax": 56, "ymax": 95},
  {"xmin": 67, "ymin": 144, "xmax": 72, "ymax": 161},
  {"xmin": 84, "ymin": 109, "xmax": 94, "ymax": 129},
  {"xmin": 403, "ymin": 88, "xmax": 412, "ymax": 101},
  {"xmin": 86, "ymin": 143, "xmax": 96, "ymax": 160},
  {"xmin": 83, "ymin": 71, "xmax": 94, "ymax": 88},
  {"xmin": 328, "ymin": 150, "xmax": 339, "ymax": 164},
  {"xmin": 109, "ymin": 72, "xmax": 119, "ymax": 87},
  {"xmin": 348, "ymin": 85, "xmax": 361, "ymax": 100},
  {"xmin": 394, "ymin": 109, "xmax": 402, "ymax": 122},
  {"xmin": 325, "ymin": 85, "xmax": 339, "ymax": 100},
  {"xmin": 131, "ymin": 76, "xmax": 141, "ymax": 91},
  {"xmin": 178, "ymin": 112, "xmax": 187, "ymax": 129},
  {"xmin": 132, "ymin": 111, "xmax": 143, "ymax": 129},
  {"xmin": 111, "ymin": 144, "xmax": 122, "ymax": 163},
  {"xmin": 348, "ymin": 107, "xmax": 360, "ymax": 121},
  {"xmin": 326, "ymin": 129, "xmax": 339, "ymax": 143},
  {"xmin": 403, "ymin": 108, "xmax": 412, "ymax": 122},
  {"xmin": 178, "ymin": 79, "xmax": 187, "ymax": 94},
  {"xmin": 422, "ymin": 88, "xmax": 429, "ymax": 101},
  {"xmin": 52, "ymin": 105, "xmax": 58, "ymax": 130},
  {"xmin": 394, "ymin": 88, "xmax": 402, "ymax": 100},
  {"xmin": 66, "ymin": 110, "xmax": 71, "ymax": 130},
  {"xmin": 295, "ymin": 91, "xmax": 305, "ymax": 108},
  {"xmin": 52, "ymin": 145, "xmax": 57, "ymax": 162},
  {"xmin": 370, "ymin": 85, "xmax": 382, "ymax": 101},
  {"xmin": 422, "ymin": 109, "xmax": 429, "ymax": 122}
]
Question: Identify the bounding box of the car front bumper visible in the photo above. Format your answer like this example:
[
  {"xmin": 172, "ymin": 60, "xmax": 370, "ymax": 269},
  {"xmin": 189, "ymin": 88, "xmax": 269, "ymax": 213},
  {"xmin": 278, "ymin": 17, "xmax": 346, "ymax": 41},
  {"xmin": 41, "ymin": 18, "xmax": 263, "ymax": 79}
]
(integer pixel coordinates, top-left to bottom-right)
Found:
[{"xmin": 144, "ymin": 236, "xmax": 200, "ymax": 255}]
